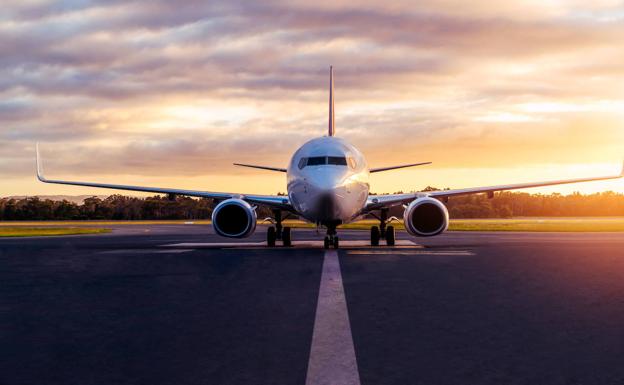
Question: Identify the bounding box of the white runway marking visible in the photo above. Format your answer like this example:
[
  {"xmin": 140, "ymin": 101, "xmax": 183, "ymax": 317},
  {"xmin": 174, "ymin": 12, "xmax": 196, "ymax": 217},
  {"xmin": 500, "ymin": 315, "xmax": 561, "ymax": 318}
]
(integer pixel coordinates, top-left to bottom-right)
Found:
[
  {"xmin": 306, "ymin": 250, "xmax": 361, "ymax": 385},
  {"xmin": 347, "ymin": 250, "xmax": 475, "ymax": 256},
  {"xmin": 163, "ymin": 241, "xmax": 267, "ymax": 248},
  {"xmin": 163, "ymin": 239, "xmax": 418, "ymax": 249},
  {"xmin": 99, "ymin": 249, "xmax": 194, "ymax": 255}
]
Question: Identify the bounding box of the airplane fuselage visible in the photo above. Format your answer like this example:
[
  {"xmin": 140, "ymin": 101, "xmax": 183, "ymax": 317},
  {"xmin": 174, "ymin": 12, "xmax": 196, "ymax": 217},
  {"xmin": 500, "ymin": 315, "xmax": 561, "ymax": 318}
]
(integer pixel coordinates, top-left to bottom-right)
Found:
[{"xmin": 287, "ymin": 136, "xmax": 370, "ymax": 225}]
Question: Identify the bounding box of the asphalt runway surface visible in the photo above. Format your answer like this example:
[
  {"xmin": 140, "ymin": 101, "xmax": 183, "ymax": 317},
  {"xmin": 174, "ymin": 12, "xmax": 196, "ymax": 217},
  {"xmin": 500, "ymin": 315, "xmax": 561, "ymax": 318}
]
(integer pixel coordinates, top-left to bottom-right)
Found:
[{"xmin": 2, "ymin": 225, "xmax": 624, "ymax": 385}]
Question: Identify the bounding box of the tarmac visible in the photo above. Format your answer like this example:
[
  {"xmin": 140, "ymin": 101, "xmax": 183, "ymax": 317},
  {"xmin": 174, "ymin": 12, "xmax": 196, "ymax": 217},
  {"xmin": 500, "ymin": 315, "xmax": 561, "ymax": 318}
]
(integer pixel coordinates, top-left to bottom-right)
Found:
[{"xmin": 2, "ymin": 224, "xmax": 624, "ymax": 385}]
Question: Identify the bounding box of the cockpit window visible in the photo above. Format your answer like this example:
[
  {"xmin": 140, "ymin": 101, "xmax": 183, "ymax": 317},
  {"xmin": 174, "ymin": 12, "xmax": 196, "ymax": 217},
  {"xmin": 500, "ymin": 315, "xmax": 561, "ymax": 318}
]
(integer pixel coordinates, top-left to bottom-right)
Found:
[
  {"xmin": 300, "ymin": 156, "xmax": 348, "ymax": 168},
  {"xmin": 328, "ymin": 156, "xmax": 347, "ymax": 165},
  {"xmin": 307, "ymin": 157, "xmax": 327, "ymax": 166}
]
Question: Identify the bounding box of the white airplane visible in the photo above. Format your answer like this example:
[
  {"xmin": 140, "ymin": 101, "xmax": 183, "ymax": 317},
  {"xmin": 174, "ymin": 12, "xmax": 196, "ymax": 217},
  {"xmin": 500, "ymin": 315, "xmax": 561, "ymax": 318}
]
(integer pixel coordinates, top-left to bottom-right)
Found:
[{"xmin": 36, "ymin": 67, "xmax": 623, "ymax": 248}]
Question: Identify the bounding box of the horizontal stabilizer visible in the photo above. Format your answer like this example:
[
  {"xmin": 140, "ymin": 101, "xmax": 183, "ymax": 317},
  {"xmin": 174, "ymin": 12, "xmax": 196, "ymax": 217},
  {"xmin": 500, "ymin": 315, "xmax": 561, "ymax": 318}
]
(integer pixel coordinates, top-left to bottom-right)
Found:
[
  {"xmin": 233, "ymin": 163, "xmax": 287, "ymax": 172},
  {"xmin": 370, "ymin": 162, "xmax": 432, "ymax": 173}
]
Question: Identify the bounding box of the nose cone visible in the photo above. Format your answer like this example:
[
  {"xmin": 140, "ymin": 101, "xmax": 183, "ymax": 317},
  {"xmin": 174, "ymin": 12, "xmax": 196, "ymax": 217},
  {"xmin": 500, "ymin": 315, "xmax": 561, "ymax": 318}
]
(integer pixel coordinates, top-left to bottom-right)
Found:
[
  {"xmin": 306, "ymin": 166, "xmax": 349, "ymax": 191},
  {"xmin": 306, "ymin": 167, "xmax": 349, "ymax": 222}
]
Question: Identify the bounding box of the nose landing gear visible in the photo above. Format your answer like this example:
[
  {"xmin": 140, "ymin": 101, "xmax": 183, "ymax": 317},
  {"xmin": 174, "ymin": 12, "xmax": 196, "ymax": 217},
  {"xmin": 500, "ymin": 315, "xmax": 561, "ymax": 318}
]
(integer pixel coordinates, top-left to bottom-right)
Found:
[{"xmin": 324, "ymin": 225, "xmax": 339, "ymax": 249}]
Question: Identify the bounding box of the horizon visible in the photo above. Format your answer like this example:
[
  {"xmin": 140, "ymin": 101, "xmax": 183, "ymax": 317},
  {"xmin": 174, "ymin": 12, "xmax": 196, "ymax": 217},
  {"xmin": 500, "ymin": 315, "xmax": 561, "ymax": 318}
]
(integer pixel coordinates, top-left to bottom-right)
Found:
[
  {"xmin": 1, "ymin": 1, "xmax": 623, "ymax": 196},
  {"xmin": 5, "ymin": 187, "xmax": 624, "ymax": 202}
]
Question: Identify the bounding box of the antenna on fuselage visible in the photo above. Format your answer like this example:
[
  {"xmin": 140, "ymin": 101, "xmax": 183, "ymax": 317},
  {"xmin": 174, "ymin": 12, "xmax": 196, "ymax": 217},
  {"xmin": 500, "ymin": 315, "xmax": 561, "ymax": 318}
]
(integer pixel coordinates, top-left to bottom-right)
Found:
[{"xmin": 328, "ymin": 66, "xmax": 335, "ymax": 137}]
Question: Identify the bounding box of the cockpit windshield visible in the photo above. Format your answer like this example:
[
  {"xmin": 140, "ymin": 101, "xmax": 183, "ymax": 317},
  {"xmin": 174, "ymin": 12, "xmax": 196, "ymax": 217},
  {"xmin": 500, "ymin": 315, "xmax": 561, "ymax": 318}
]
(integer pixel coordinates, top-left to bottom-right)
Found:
[
  {"xmin": 298, "ymin": 156, "xmax": 350, "ymax": 169},
  {"xmin": 307, "ymin": 156, "xmax": 327, "ymax": 166},
  {"xmin": 328, "ymin": 156, "xmax": 347, "ymax": 165}
]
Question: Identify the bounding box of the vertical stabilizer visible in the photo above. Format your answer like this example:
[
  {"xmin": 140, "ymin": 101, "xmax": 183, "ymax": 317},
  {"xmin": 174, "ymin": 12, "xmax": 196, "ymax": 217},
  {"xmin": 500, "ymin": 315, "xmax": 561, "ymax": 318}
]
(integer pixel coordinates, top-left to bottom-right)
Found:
[{"xmin": 328, "ymin": 66, "xmax": 335, "ymax": 136}]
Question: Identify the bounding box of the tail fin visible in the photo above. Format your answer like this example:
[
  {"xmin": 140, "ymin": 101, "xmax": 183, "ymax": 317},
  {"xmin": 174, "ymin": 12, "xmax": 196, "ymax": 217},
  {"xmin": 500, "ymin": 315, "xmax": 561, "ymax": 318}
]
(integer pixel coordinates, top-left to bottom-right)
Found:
[{"xmin": 328, "ymin": 66, "xmax": 335, "ymax": 136}]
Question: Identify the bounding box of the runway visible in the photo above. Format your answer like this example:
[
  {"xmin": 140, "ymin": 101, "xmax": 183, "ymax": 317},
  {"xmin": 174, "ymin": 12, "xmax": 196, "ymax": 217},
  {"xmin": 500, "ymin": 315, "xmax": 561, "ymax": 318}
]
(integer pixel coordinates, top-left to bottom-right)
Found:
[{"xmin": 2, "ymin": 225, "xmax": 624, "ymax": 385}]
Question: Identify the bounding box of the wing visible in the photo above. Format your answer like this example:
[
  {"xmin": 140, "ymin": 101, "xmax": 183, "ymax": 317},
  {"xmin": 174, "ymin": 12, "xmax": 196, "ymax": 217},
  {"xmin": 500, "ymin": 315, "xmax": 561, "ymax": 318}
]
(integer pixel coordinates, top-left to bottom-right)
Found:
[
  {"xmin": 363, "ymin": 161, "xmax": 624, "ymax": 211},
  {"xmin": 369, "ymin": 162, "xmax": 431, "ymax": 173},
  {"xmin": 36, "ymin": 144, "xmax": 293, "ymax": 211},
  {"xmin": 233, "ymin": 163, "xmax": 287, "ymax": 172}
]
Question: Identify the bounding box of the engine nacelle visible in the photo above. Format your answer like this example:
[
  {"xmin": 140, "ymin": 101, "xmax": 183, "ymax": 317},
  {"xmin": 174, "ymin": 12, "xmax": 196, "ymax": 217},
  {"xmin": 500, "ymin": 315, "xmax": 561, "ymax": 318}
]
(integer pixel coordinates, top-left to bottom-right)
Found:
[
  {"xmin": 403, "ymin": 197, "xmax": 449, "ymax": 237},
  {"xmin": 211, "ymin": 198, "xmax": 257, "ymax": 238}
]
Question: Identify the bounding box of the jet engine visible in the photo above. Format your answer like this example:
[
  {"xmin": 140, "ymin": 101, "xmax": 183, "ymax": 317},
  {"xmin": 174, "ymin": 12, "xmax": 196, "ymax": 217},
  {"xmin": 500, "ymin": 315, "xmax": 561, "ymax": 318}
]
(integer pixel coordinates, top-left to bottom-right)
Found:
[
  {"xmin": 211, "ymin": 198, "xmax": 257, "ymax": 238},
  {"xmin": 403, "ymin": 197, "xmax": 449, "ymax": 237}
]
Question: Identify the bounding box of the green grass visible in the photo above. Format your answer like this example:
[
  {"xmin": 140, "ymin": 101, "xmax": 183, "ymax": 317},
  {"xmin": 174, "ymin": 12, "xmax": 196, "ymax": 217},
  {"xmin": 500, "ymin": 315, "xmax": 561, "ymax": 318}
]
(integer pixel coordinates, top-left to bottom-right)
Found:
[{"xmin": 0, "ymin": 227, "xmax": 111, "ymax": 237}]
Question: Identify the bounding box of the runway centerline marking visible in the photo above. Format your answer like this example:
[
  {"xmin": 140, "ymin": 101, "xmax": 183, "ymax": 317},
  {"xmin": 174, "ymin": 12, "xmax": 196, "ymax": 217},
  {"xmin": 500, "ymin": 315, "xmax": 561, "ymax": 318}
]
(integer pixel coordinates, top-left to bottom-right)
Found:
[{"xmin": 306, "ymin": 249, "xmax": 361, "ymax": 385}]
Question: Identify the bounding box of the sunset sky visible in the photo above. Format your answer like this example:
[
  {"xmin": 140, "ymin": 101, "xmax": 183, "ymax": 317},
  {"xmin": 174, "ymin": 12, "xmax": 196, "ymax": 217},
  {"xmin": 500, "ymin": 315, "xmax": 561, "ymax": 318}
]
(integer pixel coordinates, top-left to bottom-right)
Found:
[{"xmin": 1, "ymin": 0, "xmax": 623, "ymax": 197}]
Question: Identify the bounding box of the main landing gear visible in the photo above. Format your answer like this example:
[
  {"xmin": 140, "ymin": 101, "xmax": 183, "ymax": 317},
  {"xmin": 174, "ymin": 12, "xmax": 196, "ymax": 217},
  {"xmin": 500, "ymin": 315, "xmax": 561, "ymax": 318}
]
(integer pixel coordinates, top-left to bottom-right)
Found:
[
  {"xmin": 267, "ymin": 210, "xmax": 292, "ymax": 247},
  {"xmin": 370, "ymin": 208, "xmax": 396, "ymax": 246}
]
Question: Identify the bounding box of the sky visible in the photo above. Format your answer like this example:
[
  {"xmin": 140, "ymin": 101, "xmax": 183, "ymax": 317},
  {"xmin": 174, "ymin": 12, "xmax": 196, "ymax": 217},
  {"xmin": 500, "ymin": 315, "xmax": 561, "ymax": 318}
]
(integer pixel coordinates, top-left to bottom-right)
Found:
[{"xmin": 1, "ymin": 0, "xmax": 624, "ymax": 197}]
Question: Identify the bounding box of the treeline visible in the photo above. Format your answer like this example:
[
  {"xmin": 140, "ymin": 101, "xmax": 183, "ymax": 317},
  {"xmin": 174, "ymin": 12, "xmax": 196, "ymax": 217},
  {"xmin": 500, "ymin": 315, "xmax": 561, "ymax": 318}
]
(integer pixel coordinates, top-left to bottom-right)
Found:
[
  {"xmin": 448, "ymin": 191, "xmax": 624, "ymax": 218},
  {"xmin": 0, "ymin": 195, "xmax": 217, "ymax": 221},
  {"xmin": 383, "ymin": 190, "xmax": 624, "ymax": 219},
  {"xmin": 1, "ymin": 191, "xmax": 624, "ymax": 221}
]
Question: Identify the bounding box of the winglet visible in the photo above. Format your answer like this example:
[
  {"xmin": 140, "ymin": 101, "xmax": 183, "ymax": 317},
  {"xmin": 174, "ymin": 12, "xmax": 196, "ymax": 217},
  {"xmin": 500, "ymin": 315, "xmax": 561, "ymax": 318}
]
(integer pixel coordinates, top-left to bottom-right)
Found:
[
  {"xmin": 35, "ymin": 142, "xmax": 46, "ymax": 182},
  {"xmin": 328, "ymin": 66, "xmax": 335, "ymax": 137}
]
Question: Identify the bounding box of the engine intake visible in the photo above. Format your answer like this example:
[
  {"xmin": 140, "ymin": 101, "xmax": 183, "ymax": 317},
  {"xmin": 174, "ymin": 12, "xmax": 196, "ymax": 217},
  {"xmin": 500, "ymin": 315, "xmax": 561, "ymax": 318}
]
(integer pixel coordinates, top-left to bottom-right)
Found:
[
  {"xmin": 403, "ymin": 197, "xmax": 449, "ymax": 237},
  {"xmin": 211, "ymin": 198, "xmax": 257, "ymax": 238}
]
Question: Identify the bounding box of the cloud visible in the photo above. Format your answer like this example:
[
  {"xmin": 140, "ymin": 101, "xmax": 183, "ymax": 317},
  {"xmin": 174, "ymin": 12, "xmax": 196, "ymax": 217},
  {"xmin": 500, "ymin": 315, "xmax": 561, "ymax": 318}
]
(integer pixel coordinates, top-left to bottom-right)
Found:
[{"xmin": 1, "ymin": 0, "xmax": 623, "ymax": 193}]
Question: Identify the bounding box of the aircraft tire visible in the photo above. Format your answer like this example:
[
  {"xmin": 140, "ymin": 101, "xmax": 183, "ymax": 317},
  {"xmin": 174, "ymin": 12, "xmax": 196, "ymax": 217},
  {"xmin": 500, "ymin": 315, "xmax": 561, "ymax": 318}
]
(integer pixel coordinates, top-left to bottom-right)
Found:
[
  {"xmin": 371, "ymin": 226, "xmax": 380, "ymax": 246},
  {"xmin": 282, "ymin": 227, "xmax": 292, "ymax": 247},
  {"xmin": 385, "ymin": 225, "xmax": 395, "ymax": 246},
  {"xmin": 267, "ymin": 226, "xmax": 277, "ymax": 247}
]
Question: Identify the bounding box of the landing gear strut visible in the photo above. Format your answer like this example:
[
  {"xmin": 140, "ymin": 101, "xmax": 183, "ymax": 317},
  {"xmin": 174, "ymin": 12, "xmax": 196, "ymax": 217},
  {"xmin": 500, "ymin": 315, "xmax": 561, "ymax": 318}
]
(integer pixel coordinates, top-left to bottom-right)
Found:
[
  {"xmin": 267, "ymin": 210, "xmax": 292, "ymax": 247},
  {"xmin": 379, "ymin": 208, "xmax": 388, "ymax": 238},
  {"xmin": 324, "ymin": 225, "xmax": 339, "ymax": 249},
  {"xmin": 274, "ymin": 210, "xmax": 283, "ymax": 240}
]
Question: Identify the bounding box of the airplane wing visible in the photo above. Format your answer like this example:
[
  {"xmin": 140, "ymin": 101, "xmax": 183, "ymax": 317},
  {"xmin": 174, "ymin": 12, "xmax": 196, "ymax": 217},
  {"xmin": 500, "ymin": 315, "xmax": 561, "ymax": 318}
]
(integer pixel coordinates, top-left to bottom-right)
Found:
[
  {"xmin": 364, "ymin": 161, "xmax": 624, "ymax": 211},
  {"xmin": 35, "ymin": 144, "xmax": 293, "ymax": 211},
  {"xmin": 233, "ymin": 163, "xmax": 287, "ymax": 172},
  {"xmin": 369, "ymin": 162, "xmax": 431, "ymax": 173}
]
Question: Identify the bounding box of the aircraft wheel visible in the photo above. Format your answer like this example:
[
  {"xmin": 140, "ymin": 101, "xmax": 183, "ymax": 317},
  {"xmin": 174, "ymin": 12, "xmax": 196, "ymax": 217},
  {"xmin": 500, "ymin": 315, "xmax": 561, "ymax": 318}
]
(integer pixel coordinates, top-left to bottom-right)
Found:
[
  {"xmin": 267, "ymin": 226, "xmax": 277, "ymax": 247},
  {"xmin": 385, "ymin": 225, "xmax": 395, "ymax": 246},
  {"xmin": 282, "ymin": 227, "xmax": 292, "ymax": 247},
  {"xmin": 324, "ymin": 236, "xmax": 330, "ymax": 249},
  {"xmin": 333, "ymin": 236, "xmax": 340, "ymax": 249},
  {"xmin": 371, "ymin": 226, "xmax": 380, "ymax": 246}
]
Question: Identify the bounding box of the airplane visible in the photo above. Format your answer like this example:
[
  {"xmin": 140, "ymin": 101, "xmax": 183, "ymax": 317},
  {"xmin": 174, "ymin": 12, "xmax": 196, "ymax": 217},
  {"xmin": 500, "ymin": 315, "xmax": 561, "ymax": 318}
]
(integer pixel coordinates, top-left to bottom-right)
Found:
[{"xmin": 36, "ymin": 67, "xmax": 624, "ymax": 249}]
